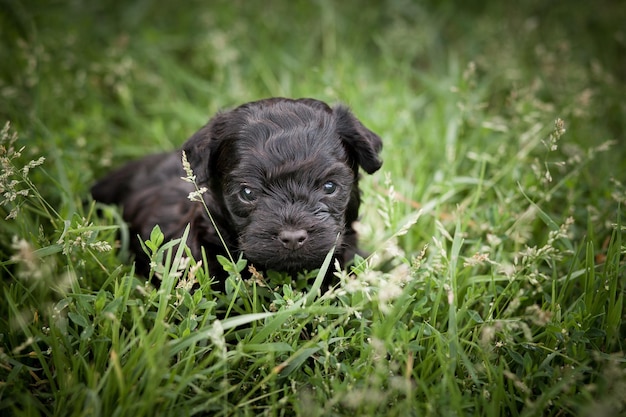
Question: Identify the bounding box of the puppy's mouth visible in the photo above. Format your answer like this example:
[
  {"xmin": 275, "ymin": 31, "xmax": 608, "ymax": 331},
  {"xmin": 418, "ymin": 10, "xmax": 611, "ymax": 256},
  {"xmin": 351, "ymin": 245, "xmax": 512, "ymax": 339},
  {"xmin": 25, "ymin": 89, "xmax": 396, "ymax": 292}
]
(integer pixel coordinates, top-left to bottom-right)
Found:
[{"xmin": 239, "ymin": 224, "xmax": 341, "ymax": 273}]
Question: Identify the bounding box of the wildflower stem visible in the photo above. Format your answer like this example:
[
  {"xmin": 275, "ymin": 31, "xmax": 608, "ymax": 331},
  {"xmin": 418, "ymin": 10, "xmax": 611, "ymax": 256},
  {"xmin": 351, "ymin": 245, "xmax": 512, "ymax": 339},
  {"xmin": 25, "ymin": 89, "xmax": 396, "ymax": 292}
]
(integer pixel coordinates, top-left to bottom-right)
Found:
[{"xmin": 181, "ymin": 151, "xmax": 238, "ymax": 273}]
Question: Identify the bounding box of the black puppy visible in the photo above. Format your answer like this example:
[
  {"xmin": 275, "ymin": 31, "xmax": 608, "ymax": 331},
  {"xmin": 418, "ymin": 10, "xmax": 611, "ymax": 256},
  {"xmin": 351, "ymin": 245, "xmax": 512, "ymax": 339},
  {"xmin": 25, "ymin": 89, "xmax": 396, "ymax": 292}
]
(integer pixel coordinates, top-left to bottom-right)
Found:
[{"xmin": 91, "ymin": 98, "xmax": 382, "ymax": 285}]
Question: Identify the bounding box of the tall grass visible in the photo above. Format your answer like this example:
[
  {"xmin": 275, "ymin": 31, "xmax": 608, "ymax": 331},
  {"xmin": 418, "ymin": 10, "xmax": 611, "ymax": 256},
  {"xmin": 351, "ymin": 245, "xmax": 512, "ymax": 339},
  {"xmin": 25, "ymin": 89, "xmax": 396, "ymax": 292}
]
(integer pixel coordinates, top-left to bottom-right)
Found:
[{"xmin": 1, "ymin": 1, "xmax": 625, "ymax": 416}]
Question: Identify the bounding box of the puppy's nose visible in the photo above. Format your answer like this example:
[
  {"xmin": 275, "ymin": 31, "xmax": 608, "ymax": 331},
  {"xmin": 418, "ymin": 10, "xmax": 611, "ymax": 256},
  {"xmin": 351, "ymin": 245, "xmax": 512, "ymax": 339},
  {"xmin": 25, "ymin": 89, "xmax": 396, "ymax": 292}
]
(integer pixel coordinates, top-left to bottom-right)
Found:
[{"xmin": 278, "ymin": 229, "xmax": 308, "ymax": 250}]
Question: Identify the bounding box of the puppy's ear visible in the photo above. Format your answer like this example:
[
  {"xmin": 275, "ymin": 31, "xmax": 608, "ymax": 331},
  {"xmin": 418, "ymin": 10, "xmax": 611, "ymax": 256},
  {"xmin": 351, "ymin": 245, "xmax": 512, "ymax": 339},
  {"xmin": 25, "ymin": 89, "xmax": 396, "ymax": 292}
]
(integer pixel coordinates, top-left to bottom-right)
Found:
[
  {"xmin": 334, "ymin": 105, "xmax": 383, "ymax": 174},
  {"xmin": 182, "ymin": 111, "xmax": 235, "ymax": 184}
]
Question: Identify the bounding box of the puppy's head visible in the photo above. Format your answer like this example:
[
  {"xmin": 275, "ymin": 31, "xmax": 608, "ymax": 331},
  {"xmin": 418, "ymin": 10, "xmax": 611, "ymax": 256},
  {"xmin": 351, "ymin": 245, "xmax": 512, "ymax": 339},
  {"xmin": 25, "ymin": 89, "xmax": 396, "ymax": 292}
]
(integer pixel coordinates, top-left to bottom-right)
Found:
[{"xmin": 183, "ymin": 98, "xmax": 382, "ymax": 272}]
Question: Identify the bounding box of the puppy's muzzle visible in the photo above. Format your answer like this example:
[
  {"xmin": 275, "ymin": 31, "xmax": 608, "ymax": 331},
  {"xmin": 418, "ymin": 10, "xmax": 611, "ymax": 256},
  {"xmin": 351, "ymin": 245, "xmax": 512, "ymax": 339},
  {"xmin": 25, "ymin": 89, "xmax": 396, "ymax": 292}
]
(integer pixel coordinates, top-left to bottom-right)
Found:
[{"xmin": 278, "ymin": 228, "xmax": 308, "ymax": 251}]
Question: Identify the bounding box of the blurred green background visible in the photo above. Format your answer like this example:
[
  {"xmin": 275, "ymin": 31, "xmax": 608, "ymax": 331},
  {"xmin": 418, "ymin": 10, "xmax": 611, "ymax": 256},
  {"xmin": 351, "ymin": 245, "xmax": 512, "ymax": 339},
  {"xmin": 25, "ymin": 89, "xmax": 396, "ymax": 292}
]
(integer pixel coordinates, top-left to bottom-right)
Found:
[{"xmin": 2, "ymin": 0, "xmax": 625, "ymax": 177}]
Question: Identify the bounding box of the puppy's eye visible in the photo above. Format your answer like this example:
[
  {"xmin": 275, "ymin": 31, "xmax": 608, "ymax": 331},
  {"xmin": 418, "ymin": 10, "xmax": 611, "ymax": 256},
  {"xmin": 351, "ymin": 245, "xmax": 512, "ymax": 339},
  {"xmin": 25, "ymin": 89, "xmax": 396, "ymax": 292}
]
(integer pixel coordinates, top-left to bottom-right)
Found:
[
  {"xmin": 322, "ymin": 181, "xmax": 337, "ymax": 195},
  {"xmin": 239, "ymin": 186, "xmax": 257, "ymax": 203}
]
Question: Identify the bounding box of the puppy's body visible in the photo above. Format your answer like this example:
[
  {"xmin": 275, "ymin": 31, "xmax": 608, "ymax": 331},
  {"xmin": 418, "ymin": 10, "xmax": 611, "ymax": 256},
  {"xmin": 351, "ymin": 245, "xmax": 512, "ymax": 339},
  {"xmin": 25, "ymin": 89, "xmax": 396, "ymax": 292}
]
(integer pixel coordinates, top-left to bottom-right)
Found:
[{"xmin": 92, "ymin": 98, "xmax": 382, "ymax": 284}]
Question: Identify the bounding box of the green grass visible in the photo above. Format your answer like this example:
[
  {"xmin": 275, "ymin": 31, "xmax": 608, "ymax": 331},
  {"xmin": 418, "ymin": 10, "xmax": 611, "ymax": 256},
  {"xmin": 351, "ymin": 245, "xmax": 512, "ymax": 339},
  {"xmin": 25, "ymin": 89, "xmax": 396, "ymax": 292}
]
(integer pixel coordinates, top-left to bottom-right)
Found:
[{"xmin": 1, "ymin": 1, "xmax": 625, "ymax": 416}]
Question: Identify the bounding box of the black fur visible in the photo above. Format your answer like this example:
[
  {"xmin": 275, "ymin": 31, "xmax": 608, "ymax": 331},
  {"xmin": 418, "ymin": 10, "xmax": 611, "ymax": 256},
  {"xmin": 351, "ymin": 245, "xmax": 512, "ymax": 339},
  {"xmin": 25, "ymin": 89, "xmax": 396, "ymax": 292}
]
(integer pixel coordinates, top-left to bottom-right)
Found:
[{"xmin": 91, "ymin": 98, "xmax": 382, "ymax": 285}]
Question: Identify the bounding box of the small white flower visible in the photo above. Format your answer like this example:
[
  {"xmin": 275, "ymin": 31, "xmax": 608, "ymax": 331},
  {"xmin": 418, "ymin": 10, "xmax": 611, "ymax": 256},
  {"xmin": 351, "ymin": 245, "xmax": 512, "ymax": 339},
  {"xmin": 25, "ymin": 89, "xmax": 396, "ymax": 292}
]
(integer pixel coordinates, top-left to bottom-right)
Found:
[
  {"xmin": 180, "ymin": 151, "xmax": 196, "ymax": 183},
  {"xmin": 188, "ymin": 187, "xmax": 207, "ymax": 202}
]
